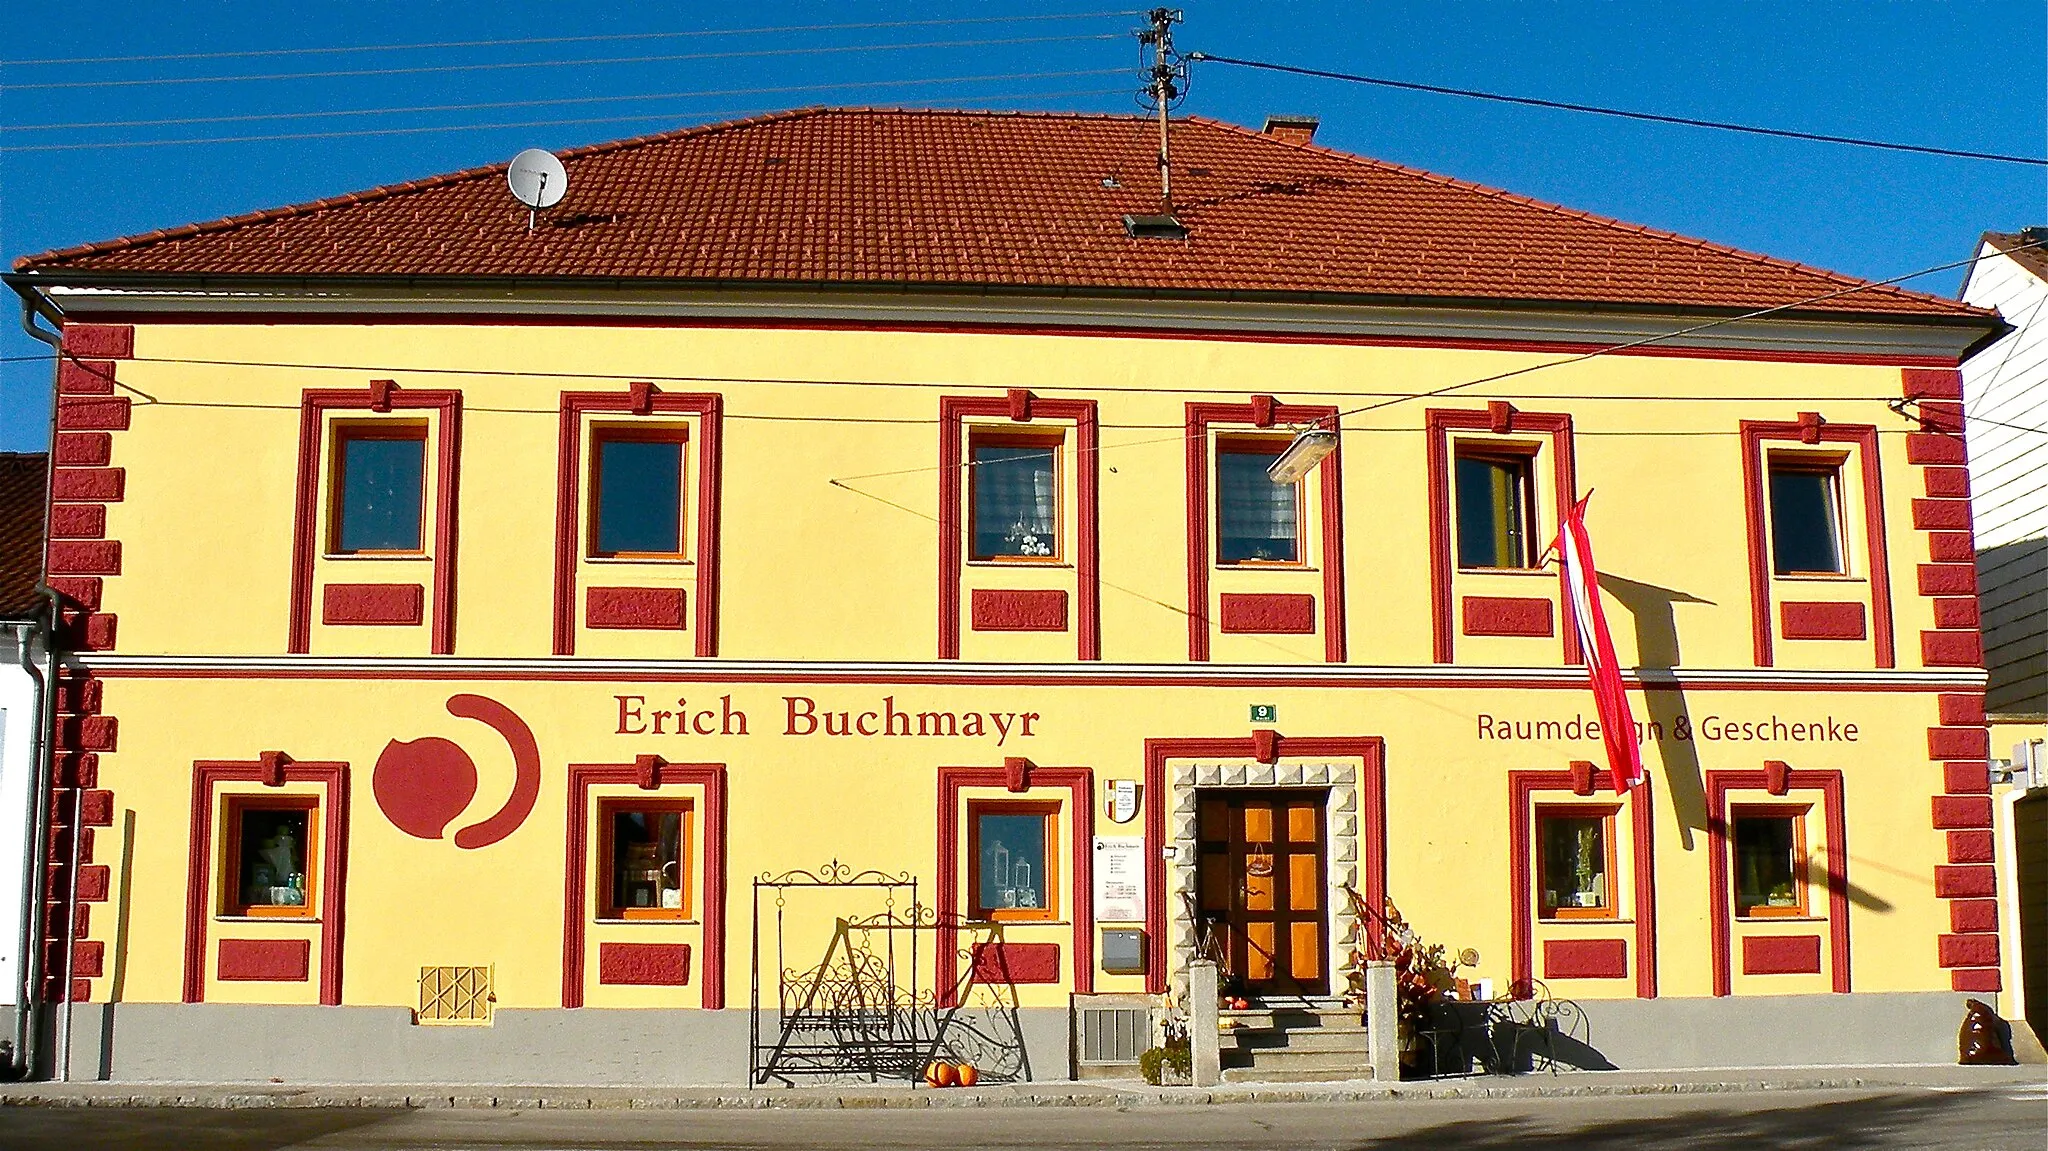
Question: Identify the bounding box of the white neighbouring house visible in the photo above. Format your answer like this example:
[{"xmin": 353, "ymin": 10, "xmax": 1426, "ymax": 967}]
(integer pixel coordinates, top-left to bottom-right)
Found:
[
  {"xmin": 0, "ymin": 452, "xmax": 51, "ymax": 1077},
  {"xmin": 1958, "ymin": 229, "xmax": 2048, "ymax": 1051}
]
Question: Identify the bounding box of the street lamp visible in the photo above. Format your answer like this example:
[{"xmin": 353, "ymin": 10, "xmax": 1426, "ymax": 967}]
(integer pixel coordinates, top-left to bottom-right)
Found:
[{"xmin": 1265, "ymin": 427, "xmax": 1338, "ymax": 484}]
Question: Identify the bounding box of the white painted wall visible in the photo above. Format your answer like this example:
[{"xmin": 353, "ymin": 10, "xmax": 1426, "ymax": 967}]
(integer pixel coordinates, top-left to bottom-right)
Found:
[
  {"xmin": 1960, "ymin": 241, "xmax": 2048, "ymax": 717},
  {"xmin": 0, "ymin": 627, "xmax": 39, "ymax": 1010}
]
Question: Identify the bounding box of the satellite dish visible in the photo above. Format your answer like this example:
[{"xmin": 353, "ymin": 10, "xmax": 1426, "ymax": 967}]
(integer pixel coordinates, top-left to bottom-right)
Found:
[{"xmin": 507, "ymin": 148, "xmax": 567, "ymax": 210}]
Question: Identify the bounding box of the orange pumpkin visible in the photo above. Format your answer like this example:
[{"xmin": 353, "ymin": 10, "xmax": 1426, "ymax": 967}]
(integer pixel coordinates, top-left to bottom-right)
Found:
[
  {"xmin": 956, "ymin": 1063, "xmax": 979, "ymax": 1087},
  {"xmin": 925, "ymin": 1060, "xmax": 958, "ymax": 1088}
]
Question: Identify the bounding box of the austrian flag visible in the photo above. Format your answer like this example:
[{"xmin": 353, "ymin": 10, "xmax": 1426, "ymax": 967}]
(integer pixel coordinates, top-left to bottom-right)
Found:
[{"xmin": 1556, "ymin": 495, "xmax": 1648, "ymax": 793}]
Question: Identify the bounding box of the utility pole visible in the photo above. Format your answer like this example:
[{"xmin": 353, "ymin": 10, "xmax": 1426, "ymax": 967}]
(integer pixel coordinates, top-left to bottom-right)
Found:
[{"xmin": 1139, "ymin": 8, "xmax": 1184, "ymax": 213}]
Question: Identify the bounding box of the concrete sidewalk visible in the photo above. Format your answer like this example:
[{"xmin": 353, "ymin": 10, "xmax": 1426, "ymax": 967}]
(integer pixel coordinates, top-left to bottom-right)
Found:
[{"xmin": 0, "ymin": 1064, "xmax": 2039, "ymax": 1110}]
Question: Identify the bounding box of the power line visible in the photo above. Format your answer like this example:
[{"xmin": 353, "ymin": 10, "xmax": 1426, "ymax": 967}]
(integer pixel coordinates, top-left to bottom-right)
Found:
[
  {"xmin": 0, "ymin": 32, "xmax": 1124, "ymax": 91},
  {"xmin": 1188, "ymin": 52, "xmax": 2048, "ymax": 167},
  {"xmin": 0, "ymin": 10, "xmax": 1148, "ymax": 66},
  {"xmin": 0, "ymin": 88, "xmax": 1128, "ymax": 152},
  {"xmin": 1, "ymin": 69, "xmax": 1126, "ymax": 134}
]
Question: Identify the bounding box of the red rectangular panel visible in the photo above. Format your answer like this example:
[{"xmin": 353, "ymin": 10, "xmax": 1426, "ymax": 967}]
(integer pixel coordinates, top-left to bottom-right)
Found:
[
  {"xmin": 1462, "ymin": 595, "xmax": 1556, "ymax": 637},
  {"xmin": 1952, "ymin": 968, "xmax": 2002, "ymax": 992},
  {"xmin": 1218, "ymin": 592, "xmax": 1316, "ymax": 635},
  {"xmin": 597, "ymin": 942, "xmax": 691, "ymax": 986},
  {"xmin": 970, "ymin": 588, "xmax": 1069, "ymax": 632},
  {"xmin": 1741, "ymin": 934, "xmax": 1822, "ymax": 975},
  {"xmin": 1928, "ymin": 727, "xmax": 1989, "ymax": 760},
  {"xmin": 586, "ymin": 586, "xmax": 687, "ymax": 630},
  {"xmin": 50, "ymin": 467, "xmax": 124, "ymax": 502},
  {"xmin": 321, "ymin": 583, "xmax": 425, "ymax": 626},
  {"xmin": 217, "ymin": 938, "xmax": 311, "ymax": 982},
  {"xmin": 970, "ymin": 941, "xmax": 1061, "ymax": 984},
  {"xmin": 1541, "ymin": 938, "xmax": 1628, "ymax": 979},
  {"xmin": 1932, "ymin": 796, "xmax": 1993, "ymax": 829},
  {"xmin": 1934, "ymin": 864, "xmax": 1996, "ymax": 898},
  {"xmin": 1938, "ymin": 934, "xmax": 1999, "ymax": 969},
  {"xmin": 1778, "ymin": 601, "xmax": 1865, "ymax": 640}
]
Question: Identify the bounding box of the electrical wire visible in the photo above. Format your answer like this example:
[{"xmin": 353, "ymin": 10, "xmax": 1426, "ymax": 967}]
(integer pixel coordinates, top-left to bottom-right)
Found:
[
  {"xmin": 1188, "ymin": 52, "xmax": 2048, "ymax": 167},
  {"xmin": 0, "ymin": 10, "xmax": 1149, "ymax": 66},
  {"xmin": 0, "ymin": 88, "xmax": 1130, "ymax": 152},
  {"xmin": 0, "ymin": 33, "xmax": 1124, "ymax": 91},
  {"xmin": 1, "ymin": 69, "xmax": 1127, "ymax": 134}
]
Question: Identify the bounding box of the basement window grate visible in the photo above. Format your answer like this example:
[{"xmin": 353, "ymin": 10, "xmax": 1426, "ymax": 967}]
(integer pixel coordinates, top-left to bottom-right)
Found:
[
  {"xmin": 418, "ymin": 965, "xmax": 494, "ymax": 1026},
  {"xmin": 1078, "ymin": 1007, "xmax": 1151, "ymax": 1064}
]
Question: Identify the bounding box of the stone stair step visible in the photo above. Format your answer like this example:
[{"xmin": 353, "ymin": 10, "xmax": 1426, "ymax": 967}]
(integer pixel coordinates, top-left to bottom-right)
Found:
[
  {"xmin": 1220, "ymin": 1066, "xmax": 1378, "ymax": 1084},
  {"xmin": 1226, "ymin": 1026, "xmax": 1372, "ymax": 1053},
  {"xmin": 1220, "ymin": 1047, "xmax": 1374, "ymax": 1072},
  {"xmin": 1218, "ymin": 1008, "xmax": 1364, "ymax": 1030}
]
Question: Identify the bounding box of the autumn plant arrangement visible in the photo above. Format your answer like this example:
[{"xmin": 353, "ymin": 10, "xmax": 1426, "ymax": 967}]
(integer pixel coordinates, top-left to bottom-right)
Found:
[
  {"xmin": 922, "ymin": 1059, "xmax": 980, "ymax": 1088},
  {"xmin": 1342, "ymin": 893, "xmax": 1478, "ymax": 1072},
  {"xmin": 1139, "ymin": 1003, "xmax": 1193, "ymax": 1085}
]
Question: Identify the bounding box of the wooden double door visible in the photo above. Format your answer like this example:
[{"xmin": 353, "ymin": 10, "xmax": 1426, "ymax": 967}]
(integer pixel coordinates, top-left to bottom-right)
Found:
[{"xmin": 1196, "ymin": 789, "xmax": 1330, "ymax": 997}]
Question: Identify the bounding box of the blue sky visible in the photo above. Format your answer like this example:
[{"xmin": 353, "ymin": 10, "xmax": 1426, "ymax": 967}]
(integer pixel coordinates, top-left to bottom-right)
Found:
[{"xmin": 2, "ymin": 1, "xmax": 2043, "ymax": 452}]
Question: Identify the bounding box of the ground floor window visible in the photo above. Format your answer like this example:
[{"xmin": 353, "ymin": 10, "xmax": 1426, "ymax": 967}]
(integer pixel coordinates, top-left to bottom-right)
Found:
[
  {"xmin": 223, "ymin": 796, "xmax": 317, "ymax": 918},
  {"xmin": 969, "ymin": 800, "xmax": 1059, "ymax": 921},
  {"xmin": 599, "ymin": 799, "xmax": 692, "ymax": 920},
  {"xmin": 1732, "ymin": 805, "xmax": 1809, "ymax": 917},
  {"xmin": 1536, "ymin": 804, "xmax": 1617, "ymax": 920}
]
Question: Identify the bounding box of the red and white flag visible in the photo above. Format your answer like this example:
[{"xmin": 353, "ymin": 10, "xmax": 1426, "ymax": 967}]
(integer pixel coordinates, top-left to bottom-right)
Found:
[{"xmin": 1556, "ymin": 494, "xmax": 1647, "ymax": 793}]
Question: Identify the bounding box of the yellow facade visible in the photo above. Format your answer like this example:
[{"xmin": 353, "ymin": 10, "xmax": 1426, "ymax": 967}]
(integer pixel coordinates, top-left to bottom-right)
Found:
[{"xmin": 38, "ymin": 309, "xmax": 1999, "ymax": 1076}]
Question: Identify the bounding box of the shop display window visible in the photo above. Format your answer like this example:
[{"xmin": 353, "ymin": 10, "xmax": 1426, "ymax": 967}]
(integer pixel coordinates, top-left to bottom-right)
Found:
[
  {"xmin": 329, "ymin": 424, "xmax": 427, "ymax": 555},
  {"xmin": 589, "ymin": 428, "xmax": 688, "ymax": 559},
  {"xmin": 1216, "ymin": 437, "xmax": 1300, "ymax": 565},
  {"xmin": 1766, "ymin": 456, "xmax": 1846, "ymax": 575},
  {"xmin": 969, "ymin": 800, "xmax": 1058, "ymax": 921},
  {"xmin": 1536, "ymin": 805, "xmax": 1618, "ymax": 920},
  {"xmin": 222, "ymin": 797, "xmax": 318, "ymax": 918},
  {"xmin": 969, "ymin": 432, "xmax": 1063, "ymax": 561},
  {"xmin": 1732, "ymin": 806, "xmax": 1809, "ymax": 917},
  {"xmin": 599, "ymin": 800, "xmax": 692, "ymax": 920},
  {"xmin": 1454, "ymin": 449, "xmax": 1537, "ymax": 569}
]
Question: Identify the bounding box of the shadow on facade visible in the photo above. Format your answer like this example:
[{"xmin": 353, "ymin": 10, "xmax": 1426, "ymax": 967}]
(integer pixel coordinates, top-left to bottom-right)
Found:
[{"xmin": 1599, "ymin": 574, "xmax": 1711, "ymax": 850}]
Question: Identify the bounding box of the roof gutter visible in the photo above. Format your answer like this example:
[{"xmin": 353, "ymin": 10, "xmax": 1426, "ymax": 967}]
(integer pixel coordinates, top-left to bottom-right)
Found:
[{"xmin": 3, "ymin": 266, "xmax": 2009, "ymax": 347}]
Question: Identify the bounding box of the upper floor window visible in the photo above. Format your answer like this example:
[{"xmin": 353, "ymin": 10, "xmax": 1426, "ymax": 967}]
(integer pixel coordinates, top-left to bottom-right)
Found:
[
  {"xmin": 1766, "ymin": 457, "xmax": 1845, "ymax": 575},
  {"xmin": 1455, "ymin": 451, "xmax": 1536, "ymax": 569},
  {"xmin": 970, "ymin": 433, "xmax": 1061, "ymax": 561},
  {"xmin": 1537, "ymin": 806, "xmax": 1616, "ymax": 920},
  {"xmin": 590, "ymin": 428, "xmax": 687, "ymax": 559},
  {"xmin": 330, "ymin": 425, "xmax": 426, "ymax": 555},
  {"xmin": 1217, "ymin": 438, "xmax": 1300, "ymax": 565},
  {"xmin": 223, "ymin": 797, "xmax": 317, "ymax": 918},
  {"xmin": 1732, "ymin": 806, "xmax": 1808, "ymax": 918}
]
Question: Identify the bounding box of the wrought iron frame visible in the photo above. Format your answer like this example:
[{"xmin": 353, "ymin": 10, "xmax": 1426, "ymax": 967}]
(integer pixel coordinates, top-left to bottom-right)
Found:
[{"xmin": 749, "ymin": 860, "xmax": 1033, "ymax": 1086}]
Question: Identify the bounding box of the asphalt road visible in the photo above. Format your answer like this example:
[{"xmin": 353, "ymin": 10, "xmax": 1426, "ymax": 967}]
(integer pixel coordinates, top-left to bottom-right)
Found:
[{"xmin": 2, "ymin": 1083, "xmax": 2044, "ymax": 1151}]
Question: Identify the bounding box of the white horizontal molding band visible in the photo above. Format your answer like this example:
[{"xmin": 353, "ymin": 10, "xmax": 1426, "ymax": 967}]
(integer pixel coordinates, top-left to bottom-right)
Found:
[
  {"xmin": 67, "ymin": 654, "xmax": 1989, "ymax": 690},
  {"xmin": 37, "ymin": 283, "xmax": 1980, "ymax": 360}
]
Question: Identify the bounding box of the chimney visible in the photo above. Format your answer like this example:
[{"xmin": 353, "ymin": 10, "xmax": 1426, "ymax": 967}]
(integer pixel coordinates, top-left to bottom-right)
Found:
[{"xmin": 1262, "ymin": 114, "xmax": 1319, "ymax": 146}]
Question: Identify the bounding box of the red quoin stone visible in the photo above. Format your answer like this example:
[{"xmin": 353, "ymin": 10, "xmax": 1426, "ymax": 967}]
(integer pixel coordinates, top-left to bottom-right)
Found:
[
  {"xmin": 1925, "ymin": 532, "xmax": 1975, "ymax": 563},
  {"xmin": 1937, "ymin": 694, "xmax": 1986, "ymax": 728},
  {"xmin": 1952, "ymin": 968, "xmax": 2002, "ymax": 993},
  {"xmin": 1917, "ymin": 564, "xmax": 1976, "ymax": 596},
  {"xmin": 56, "ymin": 397, "xmax": 131, "ymax": 431},
  {"xmin": 1911, "ymin": 499, "xmax": 1972, "ymax": 532},
  {"xmin": 57, "ymin": 361, "xmax": 116, "ymax": 395},
  {"xmin": 1946, "ymin": 830, "xmax": 1995, "ymax": 864},
  {"xmin": 1943, "ymin": 762, "xmax": 1991, "ymax": 795},
  {"xmin": 1949, "ymin": 900, "xmax": 1999, "ymax": 934},
  {"xmin": 51, "ymin": 467, "xmax": 124, "ymax": 502},
  {"xmin": 53, "ymin": 433, "xmax": 111, "ymax": 467},
  {"xmin": 1905, "ymin": 433, "xmax": 1966, "ymax": 465},
  {"xmin": 61, "ymin": 324, "xmax": 134, "ymax": 359},
  {"xmin": 1921, "ymin": 467, "xmax": 1971, "ymax": 498},
  {"xmin": 1932, "ymin": 599, "xmax": 1980, "ymax": 629},
  {"xmin": 1931, "ymin": 796, "xmax": 1993, "ymax": 829},
  {"xmin": 1928, "ymin": 727, "xmax": 1989, "ymax": 761},
  {"xmin": 1933, "ymin": 865, "xmax": 1996, "ymax": 898},
  {"xmin": 1938, "ymin": 934, "xmax": 1999, "ymax": 969},
  {"xmin": 1921, "ymin": 631, "xmax": 1982, "ymax": 667}
]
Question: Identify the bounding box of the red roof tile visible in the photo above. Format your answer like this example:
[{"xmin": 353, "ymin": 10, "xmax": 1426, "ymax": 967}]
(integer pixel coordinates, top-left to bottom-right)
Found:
[
  {"xmin": 0, "ymin": 453, "xmax": 47, "ymax": 619},
  {"xmin": 14, "ymin": 107, "xmax": 1981, "ymax": 319}
]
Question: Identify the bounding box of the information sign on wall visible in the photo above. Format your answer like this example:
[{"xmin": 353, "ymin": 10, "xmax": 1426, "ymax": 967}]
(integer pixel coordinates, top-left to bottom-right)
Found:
[{"xmin": 1092, "ymin": 837, "xmax": 1146, "ymax": 923}]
